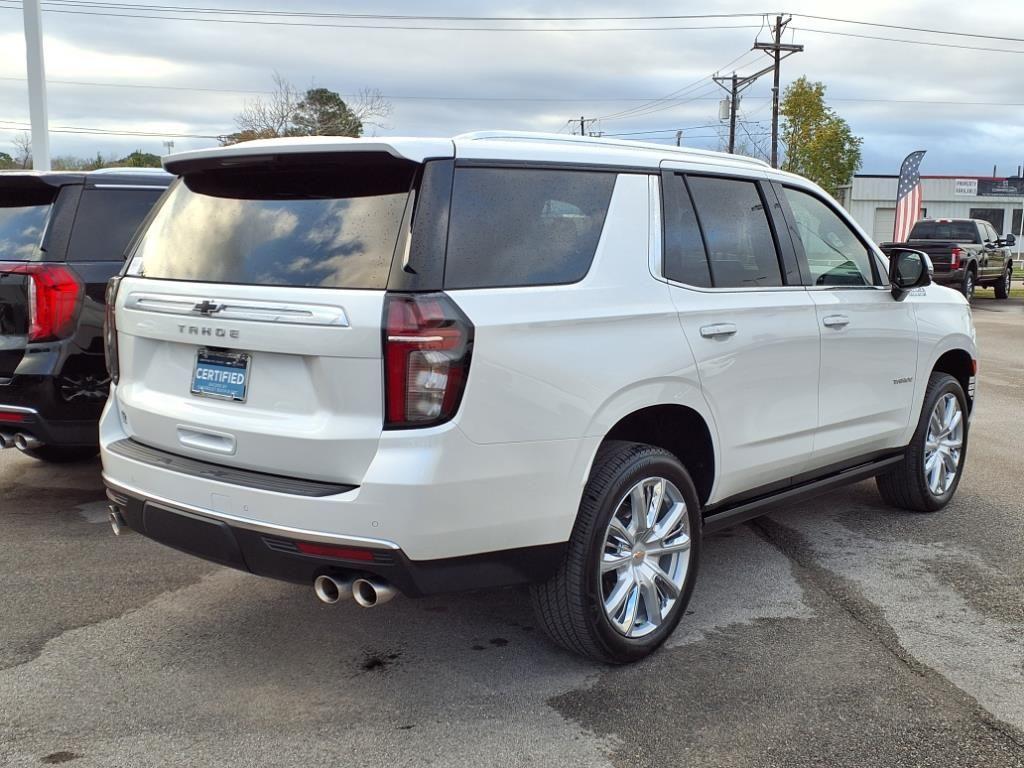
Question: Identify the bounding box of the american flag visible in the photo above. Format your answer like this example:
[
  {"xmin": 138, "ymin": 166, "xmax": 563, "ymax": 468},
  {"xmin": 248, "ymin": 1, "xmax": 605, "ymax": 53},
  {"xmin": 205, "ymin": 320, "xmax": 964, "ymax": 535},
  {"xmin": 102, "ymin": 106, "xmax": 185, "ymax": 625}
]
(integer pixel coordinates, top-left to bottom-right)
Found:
[{"xmin": 893, "ymin": 150, "xmax": 926, "ymax": 241}]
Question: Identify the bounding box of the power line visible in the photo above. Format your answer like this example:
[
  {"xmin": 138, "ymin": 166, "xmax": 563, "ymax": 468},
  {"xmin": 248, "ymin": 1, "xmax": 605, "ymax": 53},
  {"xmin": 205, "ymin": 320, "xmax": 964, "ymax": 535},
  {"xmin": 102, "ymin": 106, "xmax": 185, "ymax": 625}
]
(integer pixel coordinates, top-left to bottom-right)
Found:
[
  {"xmin": 0, "ymin": 3, "xmax": 764, "ymax": 32},
  {"xmin": 0, "ymin": 119, "xmax": 221, "ymax": 139},
  {"xmin": 793, "ymin": 13, "xmax": 1024, "ymax": 44},
  {"xmin": 791, "ymin": 26, "xmax": 1024, "ymax": 55}
]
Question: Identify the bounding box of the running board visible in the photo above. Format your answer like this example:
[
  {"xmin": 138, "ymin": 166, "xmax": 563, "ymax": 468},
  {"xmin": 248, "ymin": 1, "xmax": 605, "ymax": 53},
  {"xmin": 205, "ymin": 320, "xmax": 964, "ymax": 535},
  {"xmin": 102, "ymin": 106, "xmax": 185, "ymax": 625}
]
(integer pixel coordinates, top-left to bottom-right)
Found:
[{"xmin": 702, "ymin": 454, "xmax": 905, "ymax": 534}]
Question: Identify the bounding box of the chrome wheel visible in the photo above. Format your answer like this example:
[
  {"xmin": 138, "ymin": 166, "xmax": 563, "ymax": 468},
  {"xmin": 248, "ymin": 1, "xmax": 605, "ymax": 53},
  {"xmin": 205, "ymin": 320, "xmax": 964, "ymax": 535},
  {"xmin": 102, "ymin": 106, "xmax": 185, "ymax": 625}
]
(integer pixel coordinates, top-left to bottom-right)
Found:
[
  {"xmin": 600, "ymin": 477, "xmax": 691, "ymax": 638},
  {"xmin": 964, "ymin": 272, "xmax": 975, "ymax": 299},
  {"xmin": 924, "ymin": 393, "xmax": 963, "ymax": 496}
]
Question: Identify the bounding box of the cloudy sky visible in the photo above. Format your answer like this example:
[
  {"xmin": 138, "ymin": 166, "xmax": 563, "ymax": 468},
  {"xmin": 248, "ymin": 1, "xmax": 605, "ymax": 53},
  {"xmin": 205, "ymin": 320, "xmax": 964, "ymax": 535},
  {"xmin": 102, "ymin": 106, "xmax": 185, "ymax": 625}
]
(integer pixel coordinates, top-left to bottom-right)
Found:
[{"xmin": 2, "ymin": 0, "xmax": 1023, "ymax": 175}]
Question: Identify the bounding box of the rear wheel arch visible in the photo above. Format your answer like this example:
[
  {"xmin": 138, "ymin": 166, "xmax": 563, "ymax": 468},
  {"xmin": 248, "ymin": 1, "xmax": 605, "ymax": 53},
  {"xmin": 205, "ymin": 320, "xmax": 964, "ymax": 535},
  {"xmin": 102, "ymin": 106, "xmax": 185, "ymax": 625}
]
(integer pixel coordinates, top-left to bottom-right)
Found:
[{"xmin": 600, "ymin": 404, "xmax": 715, "ymax": 507}]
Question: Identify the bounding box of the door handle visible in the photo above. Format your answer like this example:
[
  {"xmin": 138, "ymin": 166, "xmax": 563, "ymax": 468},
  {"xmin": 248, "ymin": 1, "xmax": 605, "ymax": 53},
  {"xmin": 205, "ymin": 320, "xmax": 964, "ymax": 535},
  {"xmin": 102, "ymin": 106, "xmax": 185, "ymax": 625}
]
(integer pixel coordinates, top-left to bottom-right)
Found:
[
  {"xmin": 822, "ymin": 314, "xmax": 850, "ymax": 329},
  {"xmin": 699, "ymin": 323, "xmax": 737, "ymax": 339}
]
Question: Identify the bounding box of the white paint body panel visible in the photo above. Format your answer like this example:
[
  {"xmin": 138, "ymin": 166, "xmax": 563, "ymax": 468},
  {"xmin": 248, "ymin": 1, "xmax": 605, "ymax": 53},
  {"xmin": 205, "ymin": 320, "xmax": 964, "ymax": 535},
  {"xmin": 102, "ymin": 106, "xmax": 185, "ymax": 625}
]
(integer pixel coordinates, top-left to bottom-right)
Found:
[{"xmin": 102, "ymin": 132, "xmax": 978, "ymax": 563}]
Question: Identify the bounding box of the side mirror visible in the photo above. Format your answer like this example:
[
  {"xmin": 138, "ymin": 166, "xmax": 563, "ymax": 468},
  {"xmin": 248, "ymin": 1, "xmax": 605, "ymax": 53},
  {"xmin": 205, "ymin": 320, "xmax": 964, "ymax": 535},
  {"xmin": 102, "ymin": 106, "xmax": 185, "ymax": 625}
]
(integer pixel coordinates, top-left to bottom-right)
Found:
[
  {"xmin": 888, "ymin": 248, "xmax": 932, "ymax": 300},
  {"xmin": 1005, "ymin": 233, "xmax": 1016, "ymax": 246}
]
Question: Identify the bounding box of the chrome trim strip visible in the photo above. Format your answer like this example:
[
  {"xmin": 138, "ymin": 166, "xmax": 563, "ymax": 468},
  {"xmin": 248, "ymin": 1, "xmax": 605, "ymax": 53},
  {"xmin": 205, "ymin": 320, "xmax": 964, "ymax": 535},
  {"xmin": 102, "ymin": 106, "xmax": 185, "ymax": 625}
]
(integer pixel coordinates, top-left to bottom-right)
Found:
[
  {"xmin": 0, "ymin": 404, "xmax": 39, "ymax": 415},
  {"xmin": 123, "ymin": 292, "xmax": 350, "ymax": 327},
  {"xmin": 92, "ymin": 184, "xmax": 169, "ymax": 190},
  {"xmin": 102, "ymin": 474, "xmax": 401, "ymax": 551}
]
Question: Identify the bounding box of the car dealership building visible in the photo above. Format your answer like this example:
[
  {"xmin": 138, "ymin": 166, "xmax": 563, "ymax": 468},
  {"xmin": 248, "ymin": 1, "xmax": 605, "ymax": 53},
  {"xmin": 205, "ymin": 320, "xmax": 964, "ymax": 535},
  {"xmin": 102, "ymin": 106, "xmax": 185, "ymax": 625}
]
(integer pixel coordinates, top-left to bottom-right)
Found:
[{"xmin": 838, "ymin": 175, "xmax": 1024, "ymax": 251}]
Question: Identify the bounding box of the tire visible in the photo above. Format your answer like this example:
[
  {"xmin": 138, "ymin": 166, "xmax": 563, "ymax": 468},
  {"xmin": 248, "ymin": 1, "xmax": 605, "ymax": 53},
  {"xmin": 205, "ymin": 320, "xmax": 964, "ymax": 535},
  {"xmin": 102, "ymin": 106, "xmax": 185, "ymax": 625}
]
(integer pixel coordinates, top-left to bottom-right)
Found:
[
  {"xmin": 531, "ymin": 441, "xmax": 701, "ymax": 664},
  {"xmin": 994, "ymin": 266, "xmax": 1012, "ymax": 299},
  {"xmin": 20, "ymin": 445, "xmax": 99, "ymax": 463},
  {"xmin": 876, "ymin": 373, "xmax": 968, "ymax": 513},
  {"xmin": 960, "ymin": 268, "xmax": 976, "ymax": 300}
]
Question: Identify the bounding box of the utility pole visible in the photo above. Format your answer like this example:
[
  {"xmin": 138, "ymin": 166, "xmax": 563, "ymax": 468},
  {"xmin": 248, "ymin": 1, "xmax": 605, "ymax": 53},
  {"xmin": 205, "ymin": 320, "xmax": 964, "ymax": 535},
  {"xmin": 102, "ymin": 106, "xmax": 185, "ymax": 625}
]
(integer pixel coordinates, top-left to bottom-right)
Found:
[
  {"xmin": 571, "ymin": 116, "xmax": 598, "ymax": 136},
  {"xmin": 754, "ymin": 15, "xmax": 803, "ymax": 168},
  {"xmin": 675, "ymin": 129, "xmax": 683, "ymax": 147},
  {"xmin": 162, "ymin": 140, "xmax": 175, "ymax": 155},
  {"xmin": 729, "ymin": 74, "xmax": 738, "ymax": 153},
  {"xmin": 21, "ymin": 0, "xmax": 50, "ymax": 171}
]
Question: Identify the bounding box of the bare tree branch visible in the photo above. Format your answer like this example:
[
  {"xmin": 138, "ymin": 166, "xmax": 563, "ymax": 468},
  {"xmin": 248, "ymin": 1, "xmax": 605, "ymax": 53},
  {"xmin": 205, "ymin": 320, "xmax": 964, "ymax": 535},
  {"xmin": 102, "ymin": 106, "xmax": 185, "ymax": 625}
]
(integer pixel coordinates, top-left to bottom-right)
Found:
[
  {"xmin": 351, "ymin": 88, "xmax": 392, "ymax": 130},
  {"xmin": 12, "ymin": 131, "xmax": 32, "ymax": 169}
]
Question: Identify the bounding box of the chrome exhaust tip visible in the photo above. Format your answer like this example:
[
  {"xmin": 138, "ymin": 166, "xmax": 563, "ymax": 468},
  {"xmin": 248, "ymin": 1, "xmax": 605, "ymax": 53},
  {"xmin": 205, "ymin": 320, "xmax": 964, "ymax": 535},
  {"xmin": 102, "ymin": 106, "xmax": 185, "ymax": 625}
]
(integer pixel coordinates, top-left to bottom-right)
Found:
[
  {"xmin": 0, "ymin": 432, "xmax": 14, "ymax": 449},
  {"xmin": 352, "ymin": 578, "xmax": 396, "ymax": 608},
  {"xmin": 313, "ymin": 575, "xmax": 353, "ymax": 605},
  {"xmin": 13, "ymin": 433, "xmax": 42, "ymax": 451},
  {"xmin": 108, "ymin": 505, "xmax": 131, "ymax": 536}
]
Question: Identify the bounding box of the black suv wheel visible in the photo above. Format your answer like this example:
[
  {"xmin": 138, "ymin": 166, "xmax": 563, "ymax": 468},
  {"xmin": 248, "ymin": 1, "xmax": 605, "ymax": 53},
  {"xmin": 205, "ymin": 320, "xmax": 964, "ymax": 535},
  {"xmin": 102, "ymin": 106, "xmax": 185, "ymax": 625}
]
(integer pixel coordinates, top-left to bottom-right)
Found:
[{"xmin": 532, "ymin": 441, "xmax": 701, "ymax": 663}]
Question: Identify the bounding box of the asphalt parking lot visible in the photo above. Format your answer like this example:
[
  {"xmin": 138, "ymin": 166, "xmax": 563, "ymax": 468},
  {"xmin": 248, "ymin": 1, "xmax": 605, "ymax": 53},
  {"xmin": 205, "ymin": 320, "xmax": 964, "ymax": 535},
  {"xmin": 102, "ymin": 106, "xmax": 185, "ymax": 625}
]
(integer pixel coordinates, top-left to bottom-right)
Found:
[{"xmin": 1, "ymin": 298, "xmax": 1022, "ymax": 768}]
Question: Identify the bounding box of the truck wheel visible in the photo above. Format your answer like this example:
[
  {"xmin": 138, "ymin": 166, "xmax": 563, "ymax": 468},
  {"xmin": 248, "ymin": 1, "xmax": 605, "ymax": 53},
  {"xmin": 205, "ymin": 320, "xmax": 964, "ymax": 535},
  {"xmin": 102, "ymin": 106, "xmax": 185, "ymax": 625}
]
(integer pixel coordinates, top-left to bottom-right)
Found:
[
  {"xmin": 20, "ymin": 445, "xmax": 99, "ymax": 463},
  {"xmin": 876, "ymin": 373, "xmax": 968, "ymax": 513},
  {"xmin": 531, "ymin": 441, "xmax": 701, "ymax": 664},
  {"xmin": 994, "ymin": 266, "xmax": 1012, "ymax": 299},
  {"xmin": 960, "ymin": 269, "xmax": 975, "ymax": 300}
]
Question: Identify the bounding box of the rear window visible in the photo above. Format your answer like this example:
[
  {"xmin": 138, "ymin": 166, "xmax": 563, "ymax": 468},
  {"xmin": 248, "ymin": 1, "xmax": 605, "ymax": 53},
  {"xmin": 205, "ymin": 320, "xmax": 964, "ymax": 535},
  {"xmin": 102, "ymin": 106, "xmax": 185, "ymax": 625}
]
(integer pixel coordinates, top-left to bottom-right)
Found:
[
  {"xmin": 67, "ymin": 187, "xmax": 165, "ymax": 261},
  {"xmin": 0, "ymin": 186, "xmax": 55, "ymax": 261},
  {"xmin": 128, "ymin": 157, "xmax": 414, "ymax": 288},
  {"xmin": 908, "ymin": 221, "xmax": 979, "ymax": 242},
  {"xmin": 444, "ymin": 168, "xmax": 616, "ymax": 289}
]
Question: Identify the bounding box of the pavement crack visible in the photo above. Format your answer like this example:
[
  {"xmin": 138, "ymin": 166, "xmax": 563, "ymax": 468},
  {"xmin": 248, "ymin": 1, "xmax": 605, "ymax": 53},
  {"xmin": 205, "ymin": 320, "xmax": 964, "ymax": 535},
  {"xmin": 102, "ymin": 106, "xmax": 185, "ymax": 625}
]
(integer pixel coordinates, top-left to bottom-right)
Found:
[{"xmin": 750, "ymin": 517, "xmax": 1024, "ymax": 751}]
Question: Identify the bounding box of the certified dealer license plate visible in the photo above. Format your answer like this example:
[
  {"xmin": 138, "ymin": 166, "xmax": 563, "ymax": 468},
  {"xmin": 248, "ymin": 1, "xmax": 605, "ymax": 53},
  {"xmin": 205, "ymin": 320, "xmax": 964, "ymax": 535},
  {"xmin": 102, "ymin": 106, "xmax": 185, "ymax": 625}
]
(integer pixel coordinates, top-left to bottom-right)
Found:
[{"xmin": 190, "ymin": 348, "xmax": 250, "ymax": 402}]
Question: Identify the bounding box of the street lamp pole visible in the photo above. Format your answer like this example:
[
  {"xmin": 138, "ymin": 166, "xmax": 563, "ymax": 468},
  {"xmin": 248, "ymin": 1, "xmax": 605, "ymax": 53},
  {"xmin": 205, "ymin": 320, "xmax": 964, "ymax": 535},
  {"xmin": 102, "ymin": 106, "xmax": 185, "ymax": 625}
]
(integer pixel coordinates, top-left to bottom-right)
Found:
[{"xmin": 22, "ymin": 0, "xmax": 50, "ymax": 171}]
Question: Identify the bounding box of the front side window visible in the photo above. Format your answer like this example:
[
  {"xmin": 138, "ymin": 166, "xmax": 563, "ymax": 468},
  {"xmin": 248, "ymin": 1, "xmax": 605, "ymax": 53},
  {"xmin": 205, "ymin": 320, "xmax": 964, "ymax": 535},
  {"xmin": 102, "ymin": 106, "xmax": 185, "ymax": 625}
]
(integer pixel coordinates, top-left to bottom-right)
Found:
[
  {"xmin": 129, "ymin": 157, "xmax": 414, "ymax": 288},
  {"xmin": 0, "ymin": 187, "xmax": 55, "ymax": 261},
  {"xmin": 783, "ymin": 186, "xmax": 876, "ymax": 287},
  {"xmin": 67, "ymin": 187, "xmax": 165, "ymax": 261},
  {"xmin": 444, "ymin": 168, "xmax": 615, "ymax": 289},
  {"xmin": 686, "ymin": 176, "xmax": 782, "ymax": 288}
]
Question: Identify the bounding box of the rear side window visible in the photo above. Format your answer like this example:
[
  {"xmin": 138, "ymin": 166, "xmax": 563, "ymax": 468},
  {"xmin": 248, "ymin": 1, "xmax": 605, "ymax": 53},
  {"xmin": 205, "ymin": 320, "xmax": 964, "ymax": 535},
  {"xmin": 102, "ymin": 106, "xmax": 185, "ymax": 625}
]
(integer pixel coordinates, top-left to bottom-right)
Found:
[
  {"xmin": 662, "ymin": 173, "xmax": 711, "ymax": 287},
  {"xmin": 907, "ymin": 221, "xmax": 979, "ymax": 242},
  {"xmin": 686, "ymin": 176, "xmax": 782, "ymax": 288},
  {"xmin": 129, "ymin": 156, "xmax": 415, "ymax": 288},
  {"xmin": 67, "ymin": 187, "xmax": 165, "ymax": 261},
  {"xmin": 444, "ymin": 168, "xmax": 616, "ymax": 289},
  {"xmin": 0, "ymin": 186, "xmax": 55, "ymax": 261}
]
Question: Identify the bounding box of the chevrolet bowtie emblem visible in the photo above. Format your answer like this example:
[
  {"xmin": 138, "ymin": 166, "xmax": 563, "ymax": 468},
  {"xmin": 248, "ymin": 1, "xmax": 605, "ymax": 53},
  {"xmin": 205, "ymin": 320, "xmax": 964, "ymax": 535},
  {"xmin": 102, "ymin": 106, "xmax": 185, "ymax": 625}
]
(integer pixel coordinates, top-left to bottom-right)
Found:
[{"xmin": 193, "ymin": 300, "xmax": 224, "ymax": 315}]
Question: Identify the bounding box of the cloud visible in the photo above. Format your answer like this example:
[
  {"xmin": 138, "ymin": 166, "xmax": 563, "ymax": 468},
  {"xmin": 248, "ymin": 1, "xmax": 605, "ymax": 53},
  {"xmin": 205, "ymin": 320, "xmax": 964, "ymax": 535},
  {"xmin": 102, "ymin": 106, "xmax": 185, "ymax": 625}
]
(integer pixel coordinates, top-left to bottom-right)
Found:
[{"xmin": 2, "ymin": 0, "xmax": 1023, "ymax": 174}]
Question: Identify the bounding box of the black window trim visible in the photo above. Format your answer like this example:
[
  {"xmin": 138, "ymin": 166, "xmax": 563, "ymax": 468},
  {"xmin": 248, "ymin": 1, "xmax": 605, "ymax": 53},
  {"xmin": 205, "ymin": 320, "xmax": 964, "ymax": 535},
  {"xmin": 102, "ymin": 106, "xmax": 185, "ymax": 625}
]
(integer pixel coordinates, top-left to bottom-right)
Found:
[
  {"xmin": 660, "ymin": 170, "xmax": 802, "ymax": 292},
  {"xmin": 776, "ymin": 181, "xmax": 886, "ymax": 290}
]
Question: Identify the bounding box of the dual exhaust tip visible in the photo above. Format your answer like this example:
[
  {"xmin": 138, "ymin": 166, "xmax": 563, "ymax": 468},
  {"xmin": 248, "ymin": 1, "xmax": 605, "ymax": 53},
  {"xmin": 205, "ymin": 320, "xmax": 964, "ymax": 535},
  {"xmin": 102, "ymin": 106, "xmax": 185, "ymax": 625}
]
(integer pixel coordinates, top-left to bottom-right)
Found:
[
  {"xmin": 0, "ymin": 432, "xmax": 43, "ymax": 451},
  {"xmin": 314, "ymin": 574, "xmax": 396, "ymax": 608}
]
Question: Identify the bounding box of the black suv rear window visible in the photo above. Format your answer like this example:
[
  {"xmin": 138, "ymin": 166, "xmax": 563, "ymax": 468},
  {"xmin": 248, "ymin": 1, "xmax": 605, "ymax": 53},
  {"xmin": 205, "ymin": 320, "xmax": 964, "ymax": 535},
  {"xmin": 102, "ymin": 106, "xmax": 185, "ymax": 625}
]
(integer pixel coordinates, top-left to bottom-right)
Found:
[
  {"xmin": 908, "ymin": 221, "xmax": 979, "ymax": 242},
  {"xmin": 444, "ymin": 168, "xmax": 616, "ymax": 289},
  {"xmin": 0, "ymin": 186, "xmax": 55, "ymax": 261},
  {"xmin": 67, "ymin": 187, "xmax": 165, "ymax": 261},
  {"xmin": 129, "ymin": 157, "xmax": 414, "ymax": 288}
]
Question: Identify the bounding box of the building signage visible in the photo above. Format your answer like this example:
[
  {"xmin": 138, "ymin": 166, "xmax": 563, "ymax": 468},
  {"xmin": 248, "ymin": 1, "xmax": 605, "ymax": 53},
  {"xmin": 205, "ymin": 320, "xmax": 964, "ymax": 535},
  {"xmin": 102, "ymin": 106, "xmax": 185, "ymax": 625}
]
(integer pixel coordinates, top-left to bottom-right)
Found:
[
  {"xmin": 954, "ymin": 179, "xmax": 978, "ymax": 196},
  {"xmin": 978, "ymin": 178, "xmax": 1024, "ymax": 197}
]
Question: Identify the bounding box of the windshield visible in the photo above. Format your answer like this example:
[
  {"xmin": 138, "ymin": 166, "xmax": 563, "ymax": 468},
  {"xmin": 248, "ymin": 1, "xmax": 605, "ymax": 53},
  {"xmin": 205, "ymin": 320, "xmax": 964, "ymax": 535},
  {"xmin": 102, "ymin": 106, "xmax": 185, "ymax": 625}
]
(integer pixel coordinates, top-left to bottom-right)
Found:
[
  {"xmin": 0, "ymin": 187, "xmax": 55, "ymax": 261},
  {"xmin": 908, "ymin": 221, "xmax": 979, "ymax": 243},
  {"xmin": 128, "ymin": 156, "xmax": 415, "ymax": 289}
]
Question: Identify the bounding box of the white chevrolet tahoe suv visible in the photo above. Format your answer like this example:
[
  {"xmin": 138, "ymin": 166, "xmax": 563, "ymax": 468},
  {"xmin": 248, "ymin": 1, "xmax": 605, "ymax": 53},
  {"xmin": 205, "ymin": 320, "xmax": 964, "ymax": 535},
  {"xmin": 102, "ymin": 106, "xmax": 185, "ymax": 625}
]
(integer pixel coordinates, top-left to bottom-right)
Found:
[{"xmin": 101, "ymin": 132, "xmax": 976, "ymax": 663}]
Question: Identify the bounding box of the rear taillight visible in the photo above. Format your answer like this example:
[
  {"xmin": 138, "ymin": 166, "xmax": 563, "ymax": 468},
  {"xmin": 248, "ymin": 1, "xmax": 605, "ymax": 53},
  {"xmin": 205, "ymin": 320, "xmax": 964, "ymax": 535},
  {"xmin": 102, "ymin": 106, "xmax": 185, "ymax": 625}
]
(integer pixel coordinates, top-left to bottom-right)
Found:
[
  {"xmin": 383, "ymin": 292, "xmax": 473, "ymax": 429},
  {"xmin": 0, "ymin": 262, "xmax": 83, "ymax": 342},
  {"xmin": 104, "ymin": 276, "xmax": 121, "ymax": 385},
  {"xmin": 951, "ymin": 247, "xmax": 963, "ymax": 268}
]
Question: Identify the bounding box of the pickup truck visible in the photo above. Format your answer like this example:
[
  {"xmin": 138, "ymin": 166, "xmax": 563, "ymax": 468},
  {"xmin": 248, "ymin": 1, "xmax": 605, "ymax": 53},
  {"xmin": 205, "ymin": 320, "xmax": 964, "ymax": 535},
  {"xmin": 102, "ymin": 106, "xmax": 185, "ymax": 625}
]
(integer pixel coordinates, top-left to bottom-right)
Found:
[{"xmin": 881, "ymin": 218, "xmax": 1015, "ymax": 299}]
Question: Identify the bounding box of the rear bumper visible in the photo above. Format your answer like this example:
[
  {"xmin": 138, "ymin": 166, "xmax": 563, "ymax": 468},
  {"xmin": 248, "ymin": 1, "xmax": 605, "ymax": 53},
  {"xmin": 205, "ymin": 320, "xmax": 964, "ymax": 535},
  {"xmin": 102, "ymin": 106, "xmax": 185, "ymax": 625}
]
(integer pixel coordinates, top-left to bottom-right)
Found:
[
  {"xmin": 104, "ymin": 477, "xmax": 566, "ymax": 596},
  {"xmin": 0, "ymin": 400, "xmax": 99, "ymax": 446},
  {"xmin": 931, "ymin": 268, "xmax": 966, "ymax": 285}
]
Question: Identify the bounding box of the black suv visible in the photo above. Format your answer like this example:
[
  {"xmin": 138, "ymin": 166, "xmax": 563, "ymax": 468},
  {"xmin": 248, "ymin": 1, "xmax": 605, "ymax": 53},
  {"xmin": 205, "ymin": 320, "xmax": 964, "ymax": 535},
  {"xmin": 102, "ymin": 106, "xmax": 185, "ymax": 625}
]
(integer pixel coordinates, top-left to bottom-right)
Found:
[{"xmin": 0, "ymin": 168, "xmax": 171, "ymax": 462}]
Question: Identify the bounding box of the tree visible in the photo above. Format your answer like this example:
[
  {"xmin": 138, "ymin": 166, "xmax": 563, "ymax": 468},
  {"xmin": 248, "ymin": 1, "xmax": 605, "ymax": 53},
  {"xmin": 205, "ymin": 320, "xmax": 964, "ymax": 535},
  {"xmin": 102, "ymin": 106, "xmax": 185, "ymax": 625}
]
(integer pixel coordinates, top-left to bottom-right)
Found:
[
  {"xmin": 780, "ymin": 77, "xmax": 862, "ymax": 198},
  {"xmin": 222, "ymin": 73, "xmax": 390, "ymax": 145},
  {"xmin": 12, "ymin": 131, "xmax": 32, "ymax": 169},
  {"xmin": 118, "ymin": 150, "xmax": 162, "ymax": 167},
  {"xmin": 0, "ymin": 151, "xmax": 15, "ymax": 170}
]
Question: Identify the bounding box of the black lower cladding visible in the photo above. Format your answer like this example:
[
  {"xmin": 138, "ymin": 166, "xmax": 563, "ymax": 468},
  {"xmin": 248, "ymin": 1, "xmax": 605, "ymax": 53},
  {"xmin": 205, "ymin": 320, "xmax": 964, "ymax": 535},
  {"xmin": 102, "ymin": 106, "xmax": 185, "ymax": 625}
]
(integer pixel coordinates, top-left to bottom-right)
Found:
[{"xmin": 109, "ymin": 488, "xmax": 567, "ymax": 597}]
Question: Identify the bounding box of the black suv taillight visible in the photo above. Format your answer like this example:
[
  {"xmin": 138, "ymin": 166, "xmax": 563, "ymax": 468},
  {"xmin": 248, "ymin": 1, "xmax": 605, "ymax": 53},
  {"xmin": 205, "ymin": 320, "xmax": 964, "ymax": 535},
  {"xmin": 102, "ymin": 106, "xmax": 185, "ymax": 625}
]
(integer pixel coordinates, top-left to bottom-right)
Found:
[
  {"xmin": 104, "ymin": 276, "xmax": 121, "ymax": 384},
  {"xmin": 383, "ymin": 292, "xmax": 473, "ymax": 429},
  {"xmin": 0, "ymin": 262, "xmax": 83, "ymax": 342}
]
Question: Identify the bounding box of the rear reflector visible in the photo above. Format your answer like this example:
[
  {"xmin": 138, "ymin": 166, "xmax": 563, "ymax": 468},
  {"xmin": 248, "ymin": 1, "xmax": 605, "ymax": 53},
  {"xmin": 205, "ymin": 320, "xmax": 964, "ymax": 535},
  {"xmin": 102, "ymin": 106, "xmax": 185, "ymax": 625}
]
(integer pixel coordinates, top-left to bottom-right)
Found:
[
  {"xmin": 950, "ymin": 247, "xmax": 963, "ymax": 268},
  {"xmin": 295, "ymin": 541, "xmax": 376, "ymax": 561},
  {"xmin": 383, "ymin": 292, "xmax": 473, "ymax": 429},
  {"xmin": 0, "ymin": 411, "xmax": 26, "ymax": 423}
]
